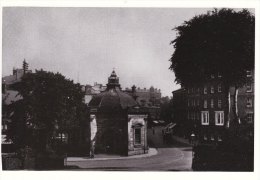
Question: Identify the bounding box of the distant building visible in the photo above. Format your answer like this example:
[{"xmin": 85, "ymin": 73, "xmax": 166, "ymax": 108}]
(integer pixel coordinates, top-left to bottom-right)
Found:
[
  {"xmin": 125, "ymin": 86, "xmax": 161, "ymax": 107},
  {"xmin": 185, "ymin": 71, "xmax": 254, "ymax": 143},
  {"xmin": 2, "ymin": 62, "xmax": 31, "ymax": 150},
  {"xmin": 124, "ymin": 86, "xmax": 161, "ymax": 125},
  {"xmin": 83, "ymin": 82, "xmax": 106, "ymax": 104},
  {"xmin": 88, "ymin": 70, "xmax": 148, "ymax": 156}
]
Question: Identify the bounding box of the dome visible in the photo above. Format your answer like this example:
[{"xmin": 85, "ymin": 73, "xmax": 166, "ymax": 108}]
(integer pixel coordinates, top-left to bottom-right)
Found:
[
  {"xmin": 89, "ymin": 88, "xmax": 137, "ymax": 110},
  {"xmin": 88, "ymin": 70, "xmax": 137, "ymax": 110}
]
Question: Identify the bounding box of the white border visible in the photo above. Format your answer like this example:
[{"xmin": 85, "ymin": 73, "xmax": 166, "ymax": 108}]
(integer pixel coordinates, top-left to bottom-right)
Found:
[{"xmin": 1, "ymin": 1, "xmax": 259, "ymax": 180}]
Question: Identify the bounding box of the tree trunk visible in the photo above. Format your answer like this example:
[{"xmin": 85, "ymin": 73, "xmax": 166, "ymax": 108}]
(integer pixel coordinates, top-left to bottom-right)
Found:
[
  {"xmin": 224, "ymin": 84, "xmax": 231, "ymax": 129},
  {"xmin": 232, "ymin": 86, "xmax": 241, "ymax": 126}
]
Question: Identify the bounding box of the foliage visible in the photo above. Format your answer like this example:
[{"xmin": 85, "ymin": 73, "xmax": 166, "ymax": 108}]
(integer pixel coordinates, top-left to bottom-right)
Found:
[
  {"xmin": 170, "ymin": 8, "xmax": 255, "ymax": 87},
  {"xmin": 7, "ymin": 70, "xmax": 86, "ymax": 153},
  {"xmin": 160, "ymin": 97, "xmax": 173, "ymax": 123}
]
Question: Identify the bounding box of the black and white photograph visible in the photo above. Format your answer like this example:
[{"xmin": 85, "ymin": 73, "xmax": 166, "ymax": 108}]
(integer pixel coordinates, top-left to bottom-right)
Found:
[{"xmin": 1, "ymin": 0, "xmax": 259, "ymax": 179}]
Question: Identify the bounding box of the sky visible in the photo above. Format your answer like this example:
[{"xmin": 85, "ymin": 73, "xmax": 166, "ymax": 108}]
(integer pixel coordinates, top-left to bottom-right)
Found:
[{"xmin": 2, "ymin": 7, "xmax": 251, "ymax": 97}]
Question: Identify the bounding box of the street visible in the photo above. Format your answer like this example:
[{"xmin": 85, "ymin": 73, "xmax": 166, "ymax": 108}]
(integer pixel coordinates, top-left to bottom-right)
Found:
[{"xmin": 67, "ymin": 126, "xmax": 193, "ymax": 171}]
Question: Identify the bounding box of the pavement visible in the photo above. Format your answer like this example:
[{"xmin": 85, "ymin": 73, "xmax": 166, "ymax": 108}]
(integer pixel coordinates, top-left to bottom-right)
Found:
[
  {"xmin": 172, "ymin": 135, "xmax": 192, "ymax": 145},
  {"xmin": 66, "ymin": 126, "xmax": 193, "ymax": 171},
  {"xmin": 67, "ymin": 148, "xmax": 157, "ymax": 161}
]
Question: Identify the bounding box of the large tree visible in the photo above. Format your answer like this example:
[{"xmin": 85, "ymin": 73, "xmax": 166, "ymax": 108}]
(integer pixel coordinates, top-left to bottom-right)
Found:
[
  {"xmin": 7, "ymin": 70, "xmax": 86, "ymax": 153},
  {"xmin": 169, "ymin": 8, "xmax": 254, "ymax": 128}
]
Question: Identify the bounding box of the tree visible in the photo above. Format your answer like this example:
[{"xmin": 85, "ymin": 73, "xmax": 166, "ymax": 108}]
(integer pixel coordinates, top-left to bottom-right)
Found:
[
  {"xmin": 169, "ymin": 8, "xmax": 254, "ymax": 128},
  {"xmin": 7, "ymin": 69, "xmax": 86, "ymax": 154}
]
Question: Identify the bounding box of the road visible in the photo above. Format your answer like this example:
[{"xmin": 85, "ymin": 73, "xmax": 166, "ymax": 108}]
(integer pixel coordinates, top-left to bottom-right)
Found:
[{"xmin": 67, "ymin": 126, "xmax": 193, "ymax": 171}]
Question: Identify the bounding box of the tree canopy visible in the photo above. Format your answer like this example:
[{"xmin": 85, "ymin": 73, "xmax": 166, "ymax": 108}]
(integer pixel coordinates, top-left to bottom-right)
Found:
[
  {"xmin": 8, "ymin": 70, "xmax": 86, "ymax": 152},
  {"xmin": 170, "ymin": 8, "xmax": 255, "ymax": 87}
]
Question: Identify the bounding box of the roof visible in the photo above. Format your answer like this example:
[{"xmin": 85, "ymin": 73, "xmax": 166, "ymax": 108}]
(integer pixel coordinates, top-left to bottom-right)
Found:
[{"xmin": 88, "ymin": 87, "xmax": 137, "ymax": 111}]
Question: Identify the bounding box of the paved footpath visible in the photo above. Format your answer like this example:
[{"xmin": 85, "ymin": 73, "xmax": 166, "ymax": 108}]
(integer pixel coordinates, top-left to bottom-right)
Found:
[{"xmin": 66, "ymin": 126, "xmax": 192, "ymax": 171}]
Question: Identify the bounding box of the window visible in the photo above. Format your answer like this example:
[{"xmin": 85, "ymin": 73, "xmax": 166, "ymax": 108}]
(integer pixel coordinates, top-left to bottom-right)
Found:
[
  {"xmin": 56, "ymin": 133, "xmax": 68, "ymax": 143},
  {"xmin": 201, "ymin": 111, "xmax": 209, "ymax": 125},
  {"xmin": 197, "ymin": 99, "xmax": 200, "ymax": 106},
  {"xmin": 218, "ymin": 84, "xmax": 222, "ymax": 92},
  {"xmin": 218, "ymin": 72, "xmax": 222, "ymax": 78},
  {"xmin": 191, "ymin": 112, "xmax": 194, "ymax": 121},
  {"xmin": 215, "ymin": 111, "xmax": 224, "ymax": 126},
  {"xmin": 134, "ymin": 128, "xmax": 141, "ymax": 145},
  {"xmin": 210, "ymin": 134, "xmax": 215, "ymax": 141},
  {"xmin": 187, "ymin": 88, "xmax": 190, "ymax": 94},
  {"xmin": 203, "ymin": 134, "xmax": 208, "ymax": 141},
  {"xmin": 211, "ymin": 74, "xmax": 215, "ymax": 79},
  {"xmin": 218, "ymin": 99, "xmax": 222, "ymax": 108},
  {"xmin": 191, "ymin": 88, "xmax": 194, "ymax": 93},
  {"xmin": 246, "ymin": 97, "xmax": 253, "ymax": 107},
  {"xmin": 204, "ymin": 100, "xmax": 207, "ymax": 108},
  {"xmin": 217, "ymin": 136, "xmax": 222, "ymax": 141},
  {"xmin": 246, "ymin": 82, "xmax": 253, "ymax": 92},
  {"xmin": 210, "ymin": 85, "xmax": 214, "ymax": 93},
  {"xmin": 193, "ymin": 99, "xmax": 196, "ymax": 106},
  {"xmin": 204, "ymin": 86, "xmax": 207, "ymax": 94},
  {"xmin": 197, "ymin": 112, "xmax": 200, "ymax": 120},
  {"xmin": 197, "ymin": 87, "xmax": 200, "ymax": 93},
  {"xmin": 246, "ymin": 70, "xmax": 252, "ymax": 77},
  {"xmin": 247, "ymin": 113, "xmax": 254, "ymax": 123},
  {"xmin": 210, "ymin": 99, "xmax": 214, "ymax": 108}
]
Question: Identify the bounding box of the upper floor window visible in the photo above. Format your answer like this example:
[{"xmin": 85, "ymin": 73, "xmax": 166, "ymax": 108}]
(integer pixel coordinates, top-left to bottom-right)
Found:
[
  {"xmin": 247, "ymin": 113, "xmax": 254, "ymax": 123},
  {"xmin": 197, "ymin": 87, "xmax": 200, "ymax": 93},
  {"xmin": 210, "ymin": 85, "xmax": 214, "ymax": 93},
  {"xmin": 204, "ymin": 100, "xmax": 207, "ymax": 108},
  {"xmin": 197, "ymin": 112, "xmax": 200, "ymax": 120},
  {"xmin": 210, "ymin": 99, "xmax": 214, "ymax": 108},
  {"xmin": 218, "ymin": 72, "xmax": 222, "ymax": 78},
  {"xmin": 192, "ymin": 112, "xmax": 195, "ymax": 121},
  {"xmin": 246, "ymin": 97, "xmax": 253, "ymax": 107},
  {"xmin": 246, "ymin": 70, "xmax": 252, "ymax": 77},
  {"xmin": 218, "ymin": 99, "xmax": 222, "ymax": 108},
  {"xmin": 204, "ymin": 86, "xmax": 207, "ymax": 94},
  {"xmin": 211, "ymin": 74, "xmax": 215, "ymax": 79},
  {"xmin": 218, "ymin": 84, "xmax": 222, "ymax": 92},
  {"xmin": 187, "ymin": 88, "xmax": 190, "ymax": 94},
  {"xmin": 246, "ymin": 82, "xmax": 253, "ymax": 92},
  {"xmin": 201, "ymin": 111, "xmax": 209, "ymax": 125},
  {"xmin": 215, "ymin": 111, "xmax": 224, "ymax": 126}
]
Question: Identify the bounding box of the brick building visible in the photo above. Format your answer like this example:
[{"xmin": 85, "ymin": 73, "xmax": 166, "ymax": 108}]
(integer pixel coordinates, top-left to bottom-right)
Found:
[{"xmin": 185, "ymin": 71, "xmax": 254, "ymax": 143}]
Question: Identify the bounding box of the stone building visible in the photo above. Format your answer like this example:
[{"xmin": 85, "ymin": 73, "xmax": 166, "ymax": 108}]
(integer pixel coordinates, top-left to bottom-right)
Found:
[
  {"xmin": 88, "ymin": 70, "xmax": 148, "ymax": 156},
  {"xmin": 83, "ymin": 82, "xmax": 106, "ymax": 105}
]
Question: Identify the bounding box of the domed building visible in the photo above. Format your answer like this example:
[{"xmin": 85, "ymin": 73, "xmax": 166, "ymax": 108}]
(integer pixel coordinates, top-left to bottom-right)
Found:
[{"xmin": 88, "ymin": 70, "xmax": 148, "ymax": 156}]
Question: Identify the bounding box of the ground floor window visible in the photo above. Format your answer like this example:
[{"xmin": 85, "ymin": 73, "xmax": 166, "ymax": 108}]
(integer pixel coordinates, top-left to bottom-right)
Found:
[
  {"xmin": 247, "ymin": 113, "xmax": 254, "ymax": 123},
  {"xmin": 55, "ymin": 133, "xmax": 68, "ymax": 143},
  {"xmin": 203, "ymin": 134, "xmax": 208, "ymax": 140},
  {"xmin": 201, "ymin": 111, "xmax": 209, "ymax": 125},
  {"xmin": 134, "ymin": 128, "xmax": 141, "ymax": 145},
  {"xmin": 215, "ymin": 111, "xmax": 224, "ymax": 126}
]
